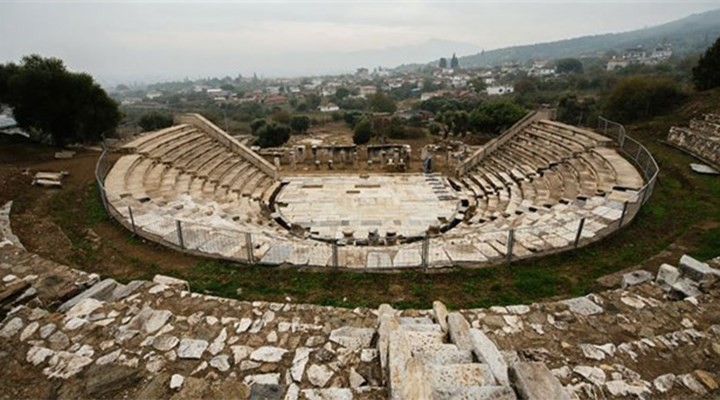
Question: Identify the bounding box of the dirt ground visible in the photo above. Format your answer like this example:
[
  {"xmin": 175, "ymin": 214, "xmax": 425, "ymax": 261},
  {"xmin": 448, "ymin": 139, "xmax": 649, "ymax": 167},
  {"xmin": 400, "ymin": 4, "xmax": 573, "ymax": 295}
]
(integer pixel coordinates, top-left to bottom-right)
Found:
[{"xmin": 0, "ymin": 137, "xmax": 200, "ymax": 282}]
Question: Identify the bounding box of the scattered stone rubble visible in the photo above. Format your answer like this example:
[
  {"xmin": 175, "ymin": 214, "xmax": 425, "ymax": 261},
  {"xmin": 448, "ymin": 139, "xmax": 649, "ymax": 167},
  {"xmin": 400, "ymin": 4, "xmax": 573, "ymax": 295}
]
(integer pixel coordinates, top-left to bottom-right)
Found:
[
  {"xmin": 1, "ymin": 200, "xmax": 719, "ymax": 399},
  {"xmin": 31, "ymin": 171, "xmax": 68, "ymax": 188}
]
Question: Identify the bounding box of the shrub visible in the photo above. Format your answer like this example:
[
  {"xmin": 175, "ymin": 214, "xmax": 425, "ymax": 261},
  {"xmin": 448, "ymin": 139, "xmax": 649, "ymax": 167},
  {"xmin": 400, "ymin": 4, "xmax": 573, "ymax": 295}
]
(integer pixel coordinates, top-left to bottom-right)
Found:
[
  {"xmin": 138, "ymin": 112, "xmax": 173, "ymax": 132},
  {"xmin": 604, "ymin": 76, "xmax": 684, "ymax": 123},
  {"xmin": 255, "ymin": 122, "xmax": 290, "ymax": 148},
  {"xmin": 352, "ymin": 118, "xmax": 372, "ymax": 145}
]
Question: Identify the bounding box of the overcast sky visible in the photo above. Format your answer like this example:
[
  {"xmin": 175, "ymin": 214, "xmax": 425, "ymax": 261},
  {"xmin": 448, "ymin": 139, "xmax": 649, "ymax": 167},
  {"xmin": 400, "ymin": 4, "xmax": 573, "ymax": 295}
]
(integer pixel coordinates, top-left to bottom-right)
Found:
[{"xmin": 1, "ymin": 1, "xmax": 719, "ymax": 84}]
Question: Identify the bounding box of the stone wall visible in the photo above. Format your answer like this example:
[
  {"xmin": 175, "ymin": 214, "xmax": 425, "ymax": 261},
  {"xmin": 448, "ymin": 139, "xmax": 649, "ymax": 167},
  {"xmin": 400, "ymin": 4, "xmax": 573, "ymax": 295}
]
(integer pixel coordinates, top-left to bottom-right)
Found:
[{"xmin": 668, "ymin": 114, "xmax": 720, "ymax": 168}]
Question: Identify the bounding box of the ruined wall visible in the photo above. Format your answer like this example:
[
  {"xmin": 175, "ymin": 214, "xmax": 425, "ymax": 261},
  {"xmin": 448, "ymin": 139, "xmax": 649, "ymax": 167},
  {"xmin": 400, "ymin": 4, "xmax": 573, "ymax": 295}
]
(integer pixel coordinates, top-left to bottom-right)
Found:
[{"xmin": 668, "ymin": 114, "xmax": 720, "ymax": 168}]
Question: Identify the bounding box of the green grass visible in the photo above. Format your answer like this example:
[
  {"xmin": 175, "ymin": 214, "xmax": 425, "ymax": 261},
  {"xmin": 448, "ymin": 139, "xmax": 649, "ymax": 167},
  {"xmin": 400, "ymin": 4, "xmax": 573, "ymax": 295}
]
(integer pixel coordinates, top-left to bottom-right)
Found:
[{"xmin": 690, "ymin": 227, "xmax": 720, "ymax": 261}]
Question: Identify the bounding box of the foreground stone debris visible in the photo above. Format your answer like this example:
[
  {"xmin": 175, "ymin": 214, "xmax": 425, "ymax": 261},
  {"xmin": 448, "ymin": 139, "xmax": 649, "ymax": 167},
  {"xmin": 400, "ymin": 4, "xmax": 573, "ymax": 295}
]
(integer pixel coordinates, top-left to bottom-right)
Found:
[{"xmin": 1, "ymin": 200, "xmax": 720, "ymax": 398}]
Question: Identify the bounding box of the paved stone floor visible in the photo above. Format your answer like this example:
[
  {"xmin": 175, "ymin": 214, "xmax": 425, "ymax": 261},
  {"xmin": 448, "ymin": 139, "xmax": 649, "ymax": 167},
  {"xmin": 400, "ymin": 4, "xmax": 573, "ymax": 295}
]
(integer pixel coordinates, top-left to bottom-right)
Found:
[{"xmin": 275, "ymin": 174, "xmax": 459, "ymax": 240}]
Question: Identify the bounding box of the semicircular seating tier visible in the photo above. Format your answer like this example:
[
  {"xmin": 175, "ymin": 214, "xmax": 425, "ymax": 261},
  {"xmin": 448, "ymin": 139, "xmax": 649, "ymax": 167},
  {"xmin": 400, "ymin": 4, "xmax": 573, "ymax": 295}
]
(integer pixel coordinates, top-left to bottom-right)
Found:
[{"xmin": 103, "ymin": 114, "xmax": 645, "ymax": 269}]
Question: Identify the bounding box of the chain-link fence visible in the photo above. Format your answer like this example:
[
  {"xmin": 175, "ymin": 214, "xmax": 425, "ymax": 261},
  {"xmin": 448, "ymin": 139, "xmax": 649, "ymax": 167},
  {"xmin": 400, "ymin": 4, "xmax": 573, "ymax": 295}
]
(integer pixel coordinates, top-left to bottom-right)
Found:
[{"xmin": 95, "ymin": 116, "xmax": 658, "ymax": 270}]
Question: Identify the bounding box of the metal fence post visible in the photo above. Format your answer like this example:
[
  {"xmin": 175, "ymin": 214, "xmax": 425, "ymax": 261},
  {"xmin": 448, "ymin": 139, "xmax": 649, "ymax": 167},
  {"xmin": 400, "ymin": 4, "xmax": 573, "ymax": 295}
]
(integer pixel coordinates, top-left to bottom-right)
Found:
[
  {"xmin": 128, "ymin": 206, "xmax": 136, "ymax": 235},
  {"xmin": 422, "ymin": 235, "xmax": 430, "ymax": 270},
  {"xmin": 332, "ymin": 241, "xmax": 339, "ymax": 269},
  {"xmin": 506, "ymin": 229, "xmax": 515, "ymax": 265},
  {"xmin": 574, "ymin": 218, "xmax": 586, "ymax": 249},
  {"xmin": 245, "ymin": 232, "xmax": 254, "ymax": 262},
  {"xmin": 176, "ymin": 220, "xmax": 185, "ymax": 249},
  {"xmin": 618, "ymin": 201, "xmax": 629, "ymax": 227}
]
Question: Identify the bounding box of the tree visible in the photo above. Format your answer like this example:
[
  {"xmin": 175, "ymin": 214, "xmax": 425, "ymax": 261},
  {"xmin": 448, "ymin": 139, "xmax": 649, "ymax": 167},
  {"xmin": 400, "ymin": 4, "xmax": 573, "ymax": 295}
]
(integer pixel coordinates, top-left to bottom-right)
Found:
[
  {"xmin": 450, "ymin": 53, "xmax": 459, "ymax": 69},
  {"xmin": 270, "ymin": 109, "xmax": 291, "ymax": 124},
  {"xmin": 368, "ymin": 92, "xmax": 397, "ymax": 113},
  {"xmin": 290, "ymin": 115, "xmax": 311, "ymax": 134},
  {"xmin": 353, "ymin": 118, "xmax": 372, "ymax": 144},
  {"xmin": 334, "ymin": 87, "xmax": 351, "ymax": 101},
  {"xmin": 438, "ymin": 58, "xmax": 448, "ymax": 69},
  {"xmin": 343, "ymin": 111, "xmax": 364, "ymax": 127},
  {"xmin": 692, "ymin": 36, "xmax": 720, "ymax": 91},
  {"xmin": 604, "ymin": 76, "xmax": 684, "ymax": 123},
  {"xmin": 250, "ymin": 118, "xmax": 267, "ymax": 135},
  {"xmin": 255, "ymin": 122, "xmax": 291, "ymax": 148},
  {"xmin": 470, "ymin": 101, "xmax": 527, "ymax": 134},
  {"xmin": 555, "ymin": 58, "xmax": 584, "ymax": 74},
  {"xmin": 304, "ymin": 93, "xmax": 321, "ymax": 110},
  {"xmin": 556, "ymin": 94, "xmax": 596, "ymax": 126},
  {"xmin": 469, "ymin": 77, "xmax": 487, "ymax": 93},
  {"xmin": 1, "ymin": 55, "xmax": 121, "ymax": 145},
  {"xmin": 139, "ymin": 112, "xmax": 173, "ymax": 132}
]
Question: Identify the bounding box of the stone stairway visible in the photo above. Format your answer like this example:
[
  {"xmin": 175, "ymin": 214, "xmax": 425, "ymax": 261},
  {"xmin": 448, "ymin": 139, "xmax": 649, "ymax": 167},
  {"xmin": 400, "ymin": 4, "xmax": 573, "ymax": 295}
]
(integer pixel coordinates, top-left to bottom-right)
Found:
[{"xmin": 378, "ymin": 301, "xmax": 569, "ymax": 399}]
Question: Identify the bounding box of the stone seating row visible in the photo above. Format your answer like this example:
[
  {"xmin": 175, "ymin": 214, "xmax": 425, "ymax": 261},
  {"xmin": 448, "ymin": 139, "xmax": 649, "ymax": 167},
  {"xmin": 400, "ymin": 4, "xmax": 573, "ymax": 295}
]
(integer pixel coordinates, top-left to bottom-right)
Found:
[
  {"xmin": 455, "ymin": 120, "xmax": 642, "ymax": 250},
  {"xmin": 107, "ymin": 127, "xmax": 277, "ymax": 226}
]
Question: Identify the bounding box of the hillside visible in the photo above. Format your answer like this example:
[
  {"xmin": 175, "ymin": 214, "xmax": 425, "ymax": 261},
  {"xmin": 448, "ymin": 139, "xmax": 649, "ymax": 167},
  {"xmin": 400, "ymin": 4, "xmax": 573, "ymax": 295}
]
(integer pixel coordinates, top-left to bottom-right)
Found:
[{"xmin": 403, "ymin": 8, "xmax": 720, "ymax": 70}]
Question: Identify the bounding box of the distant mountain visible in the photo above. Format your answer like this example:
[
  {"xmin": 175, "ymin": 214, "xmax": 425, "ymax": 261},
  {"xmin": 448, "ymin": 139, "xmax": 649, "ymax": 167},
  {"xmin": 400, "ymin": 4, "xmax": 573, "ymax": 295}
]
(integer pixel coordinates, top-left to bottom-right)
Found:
[
  {"xmin": 412, "ymin": 8, "xmax": 720, "ymax": 70},
  {"xmin": 323, "ymin": 39, "xmax": 481, "ymax": 73}
]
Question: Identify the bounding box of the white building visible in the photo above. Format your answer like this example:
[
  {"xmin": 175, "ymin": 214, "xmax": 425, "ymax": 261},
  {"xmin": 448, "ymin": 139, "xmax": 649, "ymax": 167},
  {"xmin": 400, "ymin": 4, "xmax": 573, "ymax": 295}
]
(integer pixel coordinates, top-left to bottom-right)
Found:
[
  {"xmin": 359, "ymin": 86, "xmax": 377, "ymax": 98},
  {"xmin": 319, "ymin": 103, "xmax": 340, "ymax": 113},
  {"xmin": 486, "ymin": 85, "xmax": 514, "ymax": 96}
]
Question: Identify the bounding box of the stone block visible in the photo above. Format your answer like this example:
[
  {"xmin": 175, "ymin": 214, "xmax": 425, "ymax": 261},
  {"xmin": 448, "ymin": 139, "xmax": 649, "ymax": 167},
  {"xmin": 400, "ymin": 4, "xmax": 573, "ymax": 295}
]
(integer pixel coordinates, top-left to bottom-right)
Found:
[
  {"xmin": 58, "ymin": 278, "xmax": 118, "ymax": 313},
  {"xmin": 560, "ymin": 296, "xmax": 603, "ymax": 316},
  {"xmin": 433, "ymin": 301, "xmax": 449, "ymax": 332},
  {"xmin": 469, "ymin": 328, "xmax": 509, "ymax": 385},
  {"xmin": 388, "ymin": 329, "xmax": 412, "ymax": 399},
  {"xmin": 656, "ymin": 264, "xmax": 680, "ymax": 286},
  {"xmin": 670, "ymin": 278, "xmax": 702, "ymax": 299},
  {"xmin": 621, "ymin": 270, "xmax": 653, "ymax": 288},
  {"xmin": 679, "ymin": 255, "xmax": 720, "ymax": 284},
  {"xmin": 447, "ymin": 312, "xmax": 473, "ymax": 352},
  {"xmin": 329, "ymin": 326, "xmax": 375, "ymax": 351},
  {"xmin": 153, "ymin": 275, "xmax": 190, "ymax": 290},
  {"xmin": 511, "ymin": 362, "xmax": 571, "ymax": 400}
]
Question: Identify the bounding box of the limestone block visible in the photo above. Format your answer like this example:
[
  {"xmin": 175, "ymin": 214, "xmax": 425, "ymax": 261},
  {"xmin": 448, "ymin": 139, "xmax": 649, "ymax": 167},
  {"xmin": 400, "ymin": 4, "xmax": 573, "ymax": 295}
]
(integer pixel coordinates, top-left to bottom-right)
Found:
[
  {"xmin": 447, "ymin": 312, "xmax": 473, "ymax": 352},
  {"xmin": 58, "ymin": 278, "xmax": 118, "ymax": 312},
  {"xmin": 388, "ymin": 329, "xmax": 412, "ymax": 399},
  {"xmin": 469, "ymin": 328, "xmax": 509, "ymax": 385},
  {"xmin": 250, "ymin": 346, "xmax": 287, "ymax": 363},
  {"xmin": 560, "ymin": 296, "xmax": 603, "ymax": 316},
  {"xmin": 679, "ymin": 255, "xmax": 720, "ymax": 284},
  {"xmin": 152, "ymin": 275, "xmax": 190, "ymax": 290},
  {"xmin": 670, "ymin": 278, "xmax": 702, "ymax": 299},
  {"xmin": 621, "ymin": 270, "xmax": 653, "ymax": 288},
  {"xmin": 329, "ymin": 326, "xmax": 375, "ymax": 351},
  {"xmin": 177, "ymin": 339, "xmax": 208, "ymax": 359},
  {"xmin": 401, "ymin": 357, "xmax": 432, "ymax": 400},
  {"xmin": 510, "ymin": 362, "xmax": 570, "ymax": 400},
  {"xmin": 426, "ymin": 363, "xmax": 491, "ymax": 395},
  {"xmin": 656, "ymin": 264, "xmax": 680, "ymax": 286},
  {"xmin": 432, "ymin": 301, "xmax": 449, "ymax": 332}
]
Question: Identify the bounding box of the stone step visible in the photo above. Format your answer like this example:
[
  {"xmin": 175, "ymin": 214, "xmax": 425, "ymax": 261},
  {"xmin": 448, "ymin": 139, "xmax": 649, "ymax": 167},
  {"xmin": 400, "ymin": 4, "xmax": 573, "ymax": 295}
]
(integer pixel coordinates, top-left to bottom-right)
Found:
[
  {"xmin": 414, "ymin": 344, "xmax": 474, "ymax": 365},
  {"xmin": 432, "ymin": 385, "xmax": 516, "ymax": 400},
  {"xmin": 426, "ymin": 363, "xmax": 493, "ymax": 391}
]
